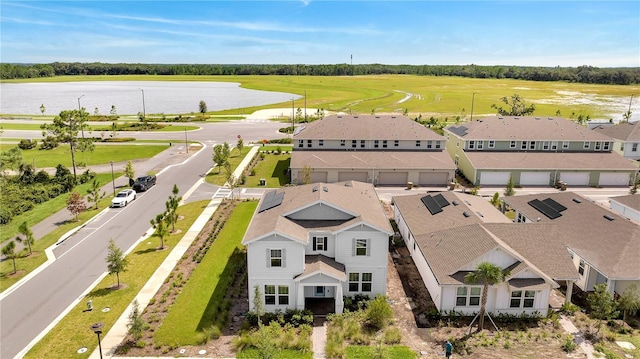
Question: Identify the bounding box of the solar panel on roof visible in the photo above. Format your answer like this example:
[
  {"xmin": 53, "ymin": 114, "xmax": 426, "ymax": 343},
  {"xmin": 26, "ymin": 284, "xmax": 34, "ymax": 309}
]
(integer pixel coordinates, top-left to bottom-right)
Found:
[
  {"xmin": 421, "ymin": 195, "xmax": 442, "ymax": 215},
  {"xmin": 449, "ymin": 126, "xmax": 468, "ymax": 136},
  {"xmin": 258, "ymin": 190, "xmax": 284, "ymax": 213},
  {"xmin": 433, "ymin": 194, "xmax": 450, "ymax": 208},
  {"xmin": 542, "ymin": 198, "xmax": 567, "ymax": 212},
  {"xmin": 528, "ymin": 199, "xmax": 562, "ymax": 219}
]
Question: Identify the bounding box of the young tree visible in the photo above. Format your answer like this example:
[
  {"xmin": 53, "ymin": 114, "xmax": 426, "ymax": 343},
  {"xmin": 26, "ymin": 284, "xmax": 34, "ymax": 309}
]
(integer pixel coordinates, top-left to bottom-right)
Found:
[
  {"xmin": 106, "ymin": 239, "xmax": 128, "ymax": 288},
  {"xmin": 66, "ymin": 191, "xmax": 86, "ymax": 221},
  {"xmin": 124, "ymin": 160, "xmax": 135, "ymax": 186},
  {"xmin": 16, "ymin": 221, "xmax": 34, "ymax": 256},
  {"xmin": 2, "ymin": 241, "xmax": 18, "ymax": 274},
  {"xmin": 491, "ymin": 94, "xmax": 535, "ymax": 116},
  {"xmin": 237, "ymin": 136, "xmax": 244, "ymax": 156},
  {"xmin": 94, "ymin": 107, "xmax": 100, "ymax": 116},
  {"xmin": 150, "ymin": 213, "xmax": 169, "ymax": 249},
  {"xmin": 587, "ymin": 283, "xmax": 619, "ymax": 334},
  {"xmin": 41, "ymin": 109, "xmax": 94, "ymax": 182},
  {"xmin": 199, "ymin": 100, "xmax": 208, "ymax": 116},
  {"xmin": 618, "ymin": 284, "xmax": 640, "ymax": 322},
  {"xmin": 252, "ymin": 285, "xmax": 265, "ymax": 326},
  {"xmin": 301, "ymin": 165, "xmax": 312, "ymax": 185},
  {"xmin": 165, "ymin": 184, "xmax": 181, "ymax": 232},
  {"xmin": 110, "ymin": 105, "xmax": 118, "ymax": 118},
  {"xmin": 212, "ymin": 142, "xmax": 230, "ymax": 173},
  {"xmin": 490, "ymin": 192, "xmax": 501, "ymax": 207},
  {"xmin": 86, "ymin": 178, "xmax": 105, "ymax": 210},
  {"xmin": 504, "ymin": 176, "xmax": 515, "ymax": 196},
  {"xmin": 127, "ymin": 300, "xmax": 146, "ymax": 340},
  {"xmin": 465, "ymin": 262, "xmax": 506, "ymax": 331}
]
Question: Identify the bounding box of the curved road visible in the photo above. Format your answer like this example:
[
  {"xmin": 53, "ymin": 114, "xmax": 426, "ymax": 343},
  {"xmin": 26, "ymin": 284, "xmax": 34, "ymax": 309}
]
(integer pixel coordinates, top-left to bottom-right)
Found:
[{"xmin": 0, "ymin": 119, "xmax": 284, "ymax": 358}]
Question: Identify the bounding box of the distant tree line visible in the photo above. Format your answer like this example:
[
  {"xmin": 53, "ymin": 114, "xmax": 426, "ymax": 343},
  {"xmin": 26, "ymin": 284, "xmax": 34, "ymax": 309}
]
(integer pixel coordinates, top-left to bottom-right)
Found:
[{"xmin": 1, "ymin": 62, "xmax": 638, "ymax": 85}]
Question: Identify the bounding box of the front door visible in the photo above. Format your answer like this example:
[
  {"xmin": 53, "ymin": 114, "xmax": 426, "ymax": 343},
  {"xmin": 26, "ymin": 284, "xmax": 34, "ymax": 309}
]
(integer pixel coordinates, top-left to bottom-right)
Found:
[{"xmin": 315, "ymin": 286, "xmax": 325, "ymax": 297}]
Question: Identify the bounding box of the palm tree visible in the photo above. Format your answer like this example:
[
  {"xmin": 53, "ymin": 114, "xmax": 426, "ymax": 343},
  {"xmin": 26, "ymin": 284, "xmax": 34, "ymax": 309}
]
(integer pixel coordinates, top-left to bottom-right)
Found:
[{"xmin": 465, "ymin": 261, "xmax": 506, "ymax": 331}]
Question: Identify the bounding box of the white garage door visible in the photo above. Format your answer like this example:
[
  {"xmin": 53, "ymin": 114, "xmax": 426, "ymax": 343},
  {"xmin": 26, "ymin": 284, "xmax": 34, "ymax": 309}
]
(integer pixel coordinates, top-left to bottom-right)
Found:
[
  {"xmin": 480, "ymin": 172, "xmax": 511, "ymax": 186},
  {"xmin": 520, "ymin": 172, "xmax": 551, "ymax": 186},
  {"xmin": 560, "ymin": 172, "xmax": 589, "ymax": 186},
  {"xmin": 378, "ymin": 172, "xmax": 409, "ymax": 186},
  {"xmin": 338, "ymin": 172, "xmax": 368, "ymax": 182},
  {"xmin": 418, "ymin": 172, "xmax": 449, "ymax": 186},
  {"xmin": 598, "ymin": 172, "xmax": 630, "ymax": 186},
  {"xmin": 299, "ymin": 171, "xmax": 328, "ymax": 183}
]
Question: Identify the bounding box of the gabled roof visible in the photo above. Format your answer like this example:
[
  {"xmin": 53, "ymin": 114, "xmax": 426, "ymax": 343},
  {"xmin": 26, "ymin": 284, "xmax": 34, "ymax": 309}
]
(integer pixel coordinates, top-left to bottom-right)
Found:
[
  {"xmin": 294, "ymin": 114, "xmax": 445, "ymax": 141},
  {"xmin": 593, "ymin": 121, "xmax": 640, "ymax": 142},
  {"xmin": 445, "ymin": 116, "xmax": 613, "ymax": 141},
  {"xmin": 294, "ymin": 254, "xmax": 346, "ymax": 282},
  {"xmin": 290, "ymin": 151, "xmax": 456, "ymax": 171},
  {"xmin": 463, "ymin": 151, "xmax": 636, "ymax": 171},
  {"xmin": 610, "ymin": 194, "xmax": 640, "ymax": 212},
  {"xmin": 242, "ymin": 181, "xmax": 392, "ymax": 245},
  {"xmin": 502, "ymin": 192, "xmax": 640, "ymax": 280}
]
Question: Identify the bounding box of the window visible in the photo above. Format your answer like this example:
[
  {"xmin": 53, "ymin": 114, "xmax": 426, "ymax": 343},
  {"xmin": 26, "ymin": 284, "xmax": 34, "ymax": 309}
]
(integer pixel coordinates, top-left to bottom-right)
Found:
[
  {"xmin": 360, "ymin": 140, "xmax": 365, "ymax": 148},
  {"xmin": 374, "ymin": 140, "xmax": 379, "ymax": 148},
  {"xmin": 298, "ymin": 140, "xmax": 304, "ymax": 148},
  {"xmin": 529, "ymin": 141, "xmax": 536, "ymax": 150},
  {"xmin": 551, "ymin": 141, "xmax": 558, "ymax": 150},
  {"xmin": 394, "ymin": 140, "xmax": 399, "ymax": 147},
  {"xmin": 510, "ymin": 290, "xmax": 535, "ymax": 308},
  {"xmin": 562, "ymin": 141, "xmax": 569, "ymax": 149},
  {"xmin": 270, "ymin": 249, "xmax": 283, "ymax": 267},
  {"xmin": 307, "ymin": 139, "xmax": 312, "ymax": 148},
  {"xmin": 427, "ymin": 140, "xmax": 433, "ymax": 149},
  {"xmin": 383, "ymin": 140, "xmax": 388, "ymax": 148},
  {"xmin": 583, "ymin": 141, "xmax": 590, "ymax": 149},
  {"xmin": 278, "ymin": 285, "xmax": 289, "ymax": 305},
  {"xmin": 595, "ymin": 142, "xmax": 601, "ymax": 150},
  {"xmin": 632, "ymin": 143, "xmax": 638, "ymax": 152},
  {"xmin": 319, "ymin": 140, "xmax": 324, "ymax": 147},
  {"xmin": 510, "ymin": 141, "xmax": 517, "ymax": 149},
  {"xmin": 521, "ymin": 141, "xmax": 527, "ymax": 150},
  {"xmin": 341, "ymin": 140, "xmax": 346, "ymax": 147},
  {"xmin": 352, "ymin": 140, "xmax": 357, "ymax": 148},
  {"xmin": 603, "ymin": 142, "xmax": 610, "ymax": 150},
  {"xmin": 468, "ymin": 140, "xmax": 475, "ymax": 149},
  {"xmin": 578, "ymin": 259, "xmax": 585, "ymax": 276},
  {"xmin": 313, "ymin": 236, "xmax": 327, "ymax": 251},
  {"xmin": 416, "ymin": 140, "xmax": 421, "ymax": 147},
  {"xmin": 621, "ymin": 143, "xmax": 625, "ymax": 151},
  {"xmin": 456, "ymin": 287, "xmax": 481, "ymax": 306},
  {"xmin": 354, "ymin": 238, "xmax": 368, "ymax": 256},
  {"xmin": 265, "ymin": 285, "xmax": 276, "ymax": 305},
  {"xmin": 488, "ymin": 140, "xmax": 495, "ymax": 148},
  {"xmin": 435, "ymin": 141, "xmax": 442, "ymax": 149},
  {"xmin": 477, "ymin": 141, "xmax": 484, "ymax": 150},
  {"xmin": 543, "ymin": 141, "xmax": 550, "ymax": 150},
  {"xmin": 454, "ymin": 155, "xmax": 459, "ymax": 165},
  {"xmin": 457, "ymin": 140, "xmax": 460, "ymax": 147},
  {"xmin": 349, "ymin": 273, "xmax": 373, "ymax": 292}
]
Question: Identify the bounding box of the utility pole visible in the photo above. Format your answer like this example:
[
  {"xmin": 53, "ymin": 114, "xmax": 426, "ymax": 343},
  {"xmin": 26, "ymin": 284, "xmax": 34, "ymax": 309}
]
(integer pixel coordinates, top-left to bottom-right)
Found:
[
  {"xmin": 139, "ymin": 88, "xmax": 146, "ymax": 129},
  {"xmin": 291, "ymin": 98, "xmax": 295, "ymax": 137},
  {"xmin": 304, "ymin": 90, "xmax": 307, "ymax": 122},
  {"xmin": 77, "ymin": 95, "xmax": 85, "ymax": 139},
  {"xmin": 184, "ymin": 128, "xmax": 188, "ymax": 153},
  {"xmin": 470, "ymin": 92, "xmax": 476, "ymax": 121}
]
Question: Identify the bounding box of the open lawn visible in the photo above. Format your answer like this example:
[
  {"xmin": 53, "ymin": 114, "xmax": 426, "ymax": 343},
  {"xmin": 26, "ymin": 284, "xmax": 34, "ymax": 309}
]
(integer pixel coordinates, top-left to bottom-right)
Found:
[
  {"xmin": 243, "ymin": 150, "xmax": 291, "ymax": 188},
  {"xmin": 4, "ymin": 75, "xmax": 637, "ymax": 120},
  {"xmin": 154, "ymin": 201, "xmax": 257, "ymax": 346},
  {"xmin": 24, "ymin": 200, "xmax": 210, "ymax": 359},
  {"xmin": 205, "ymin": 147, "xmax": 247, "ymax": 186},
  {"xmin": 0, "ymin": 143, "xmax": 167, "ymax": 168}
]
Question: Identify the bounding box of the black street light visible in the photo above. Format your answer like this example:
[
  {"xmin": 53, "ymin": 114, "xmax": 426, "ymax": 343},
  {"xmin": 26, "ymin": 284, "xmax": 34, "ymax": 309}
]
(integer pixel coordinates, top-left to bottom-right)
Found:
[
  {"xmin": 90, "ymin": 322, "xmax": 104, "ymax": 359},
  {"xmin": 110, "ymin": 161, "xmax": 116, "ymax": 197}
]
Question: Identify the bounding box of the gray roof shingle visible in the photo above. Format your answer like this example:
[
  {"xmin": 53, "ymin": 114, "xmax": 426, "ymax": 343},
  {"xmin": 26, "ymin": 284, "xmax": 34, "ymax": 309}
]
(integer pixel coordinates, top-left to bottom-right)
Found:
[
  {"xmin": 593, "ymin": 121, "xmax": 640, "ymax": 142},
  {"xmin": 464, "ymin": 151, "xmax": 636, "ymax": 171},
  {"xmin": 290, "ymin": 151, "xmax": 456, "ymax": 171}
]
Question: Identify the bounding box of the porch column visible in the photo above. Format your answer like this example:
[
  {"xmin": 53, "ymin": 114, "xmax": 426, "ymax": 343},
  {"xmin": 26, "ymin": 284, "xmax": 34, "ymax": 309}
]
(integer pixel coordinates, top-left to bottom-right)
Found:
[
  {"xmin": 335, "ymin": 284, "xmax": 344, "ymax": 314},
  {"xmin": 565, "ymin": 280, "xmax": 573, "ymax": 304},
  {"xmin": 296, "ymin": 283, "xmax": 305, "ymax": 310}
]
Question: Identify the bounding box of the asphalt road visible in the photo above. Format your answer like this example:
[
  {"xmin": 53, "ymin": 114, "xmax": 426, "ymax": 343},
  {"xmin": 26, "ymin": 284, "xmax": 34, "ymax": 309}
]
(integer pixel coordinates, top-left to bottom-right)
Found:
[{"xmin": 0, "ymin": 119, "xmax": 284, "ymax": 358}]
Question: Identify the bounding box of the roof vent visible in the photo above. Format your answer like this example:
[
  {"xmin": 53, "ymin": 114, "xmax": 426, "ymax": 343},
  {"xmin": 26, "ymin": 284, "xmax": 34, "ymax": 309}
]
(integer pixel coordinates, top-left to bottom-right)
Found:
[
  {"xmin": 452, "ymin": 200, "xmax": 460, "ymax": 206},
  {"xmin": 603, "ymin": 214, "xmax": 615, "ymax": 221},
  {"xmin": 464, "ymin": 200, "xmax": 471, "ymax": 206},
  {"xmin": 391, "ymin": 116, "xmax": 396, "ymax": 119},
  {"xmin": 323, "ymin": 186, "xmax": 328, "ymax": 192},
  {"xmin": 353, "ymin": 116, "xmax": 358, "ymax": 119},
  {"xmin": 572, "ymin": 198, "xmax": 582, "ymax": 203},
  {"xmin": 345, "ymin": 182, "xmax": 352, "ymax": 187},
  {"xmin": 498, "ymin": 117, "xmax": 503, "ymax": 119},
  {"xmin": 463, "ymin": 211, "xmax": 471, "ymax": 218},
  {"xmin": 548, "ymin": 117, "xmax": 553, "ymax": 120},
  {"xmin": 535, "ymin": 117, "xmax": 540, "ymax": 120},
  {"xmin": 312, "ymin": 186, "xmax": 318, "ymax": 192},
  {"xmin": 514, "ymin": 117, "xmax": 519, "ymax": 120},
  {"xmin": 476, "ymin": 211, "xmax": 484, "ymax": 218}
]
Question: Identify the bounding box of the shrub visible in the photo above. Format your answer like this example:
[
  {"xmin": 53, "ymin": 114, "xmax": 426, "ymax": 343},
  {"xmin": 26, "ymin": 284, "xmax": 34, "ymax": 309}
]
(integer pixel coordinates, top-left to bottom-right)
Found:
[
  {"xmin": 366, "ymin": 296, "xmax": 393, "ymax": 330},
  {"xmin": 560, "ymin": 302, "xmax": 580, "ymax": 315},
  {"xmin": 561, "ymin": 335, "xmax": 577, "ymax": 352},
  {"xmin": 39, "ymin": 136, "xmax": 58, "ymax": 150},
  {"xmin": 383, "ymin": 327, "xmax": 402, "ymax": 344},
  {"xmin": 18, "ymin": 139, "xmax": 37, "ymax": 150}
]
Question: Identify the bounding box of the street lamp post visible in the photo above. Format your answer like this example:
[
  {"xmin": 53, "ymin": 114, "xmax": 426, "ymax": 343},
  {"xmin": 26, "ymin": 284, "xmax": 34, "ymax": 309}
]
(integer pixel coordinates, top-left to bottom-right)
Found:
[
  {"xmin": 110, "ymin": 161, "xmax": 116, "ymax": 197},
  {"xmin": 77, "ymin": 95, "xmax": 85, "ymax": 139},
  {"xmin": 90, "ymin": 322, "xmax": 104, "ymax": 359},
  {"xmin": 291, "ymin": 98, "xmax": 295, "ymax": 137},
  {"xmin": 470, "ymin": 92, "xmax": 476, "ymax": 121},
  {"xmin": 184, "ymin": 128, "xmax": 188, "ymax": 153}
]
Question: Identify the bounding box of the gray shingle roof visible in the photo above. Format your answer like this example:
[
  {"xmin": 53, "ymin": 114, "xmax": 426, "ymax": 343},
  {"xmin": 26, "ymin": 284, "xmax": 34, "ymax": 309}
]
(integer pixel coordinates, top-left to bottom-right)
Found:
[
  {"xmin": 445, "ymin": 116, "xmax": 613, "ymax": 141},
  {"xmin": 294, "ymin": 115, "xmax": 445, "ymax": 141},
  {"xmin": 593, "ymin": 121, "xmax": 640, "ymax": 141},
  {"xmin": 242, "ymin": 181, "xmax": 392, "ymax": 245},
  {"xmin": 290, "ymin": 151, "xmax": 456, "ymax": 170},
  {"xmin": 464, "ymin": 151, "xmax": 636, "ymax": 170},
  {"xmin": 295, "ymin": 254, "xmax": 346, "ymax": 281},
  {"xmin": 502, "ymin": 192, "xmax": 640, "ymax": 280}
]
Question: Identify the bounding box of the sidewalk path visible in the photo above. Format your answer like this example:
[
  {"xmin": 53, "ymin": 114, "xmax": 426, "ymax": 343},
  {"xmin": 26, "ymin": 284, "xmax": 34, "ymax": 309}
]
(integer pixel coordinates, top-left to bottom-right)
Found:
[
  {"xmin": 312, "ymin": 322, "xmax": 327, "ymax": 359},
  {"xmin": 559, "ymin": 315, "xmax": 596, "ymax": 359}
]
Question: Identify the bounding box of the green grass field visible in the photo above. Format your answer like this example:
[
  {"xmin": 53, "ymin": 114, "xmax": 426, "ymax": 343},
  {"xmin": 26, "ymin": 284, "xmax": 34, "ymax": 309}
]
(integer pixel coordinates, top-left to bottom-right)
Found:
[
  {"xmin": 0, "ymin": 122, "xmax": 199, "ymax": 132},
  {"xmin": 243, "ymin": 150, "xmax": 291, "ymax": 188},
  {"xmin": 346, "ymin": 345, "xmax": 417, "ymax": 358},
  {"xmin": 3, "ymin": 74, "xmax": 637, "ymax": 119},
  {"xmin": 0, "ymin": 143, "xmax": 167, "ymax": 168},
  {"xmin": 154, "ymin": 201, "xmax": 258, "ymax": 346},
  {"xmin": 205, "ymin": 147, "xmax": 246, "ymax": 186},
  {"xmin": 24, "ymin": 200, "xmax": 210, "ymax": 359}
]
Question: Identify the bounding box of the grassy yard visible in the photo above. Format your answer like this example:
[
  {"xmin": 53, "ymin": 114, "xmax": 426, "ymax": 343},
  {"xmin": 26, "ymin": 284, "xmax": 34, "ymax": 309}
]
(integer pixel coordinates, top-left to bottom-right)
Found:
[
  {"xmin": 243, "ymin": 149, "xmax": 291, "ymax": 188},
  {"xmin": 0, "ymin": 144, "xmax": 167, "ymax": 168},
  {"xmin": 154, "ymin": 201, "xmax": 258, "ymax": 346},
  {"xmin": 24, "ymin": 200, "xmax": 210, "ymax": 359},
  {"xmin": 204, "ymin": 147, "xmax": 247, "ymax": 186},
  {"xmin": 346, "ymin": 345, "xmax": 417, "ymax": 358},
  {"xmin": 4, "ymin": 74, "xmax": 637, "ymax": 119}
]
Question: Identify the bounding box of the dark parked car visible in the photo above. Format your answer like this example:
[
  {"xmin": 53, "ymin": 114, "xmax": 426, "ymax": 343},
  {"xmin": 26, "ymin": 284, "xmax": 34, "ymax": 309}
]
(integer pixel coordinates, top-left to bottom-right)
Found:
[{"xmin": 132, "ymin": 175, "xmax": 156, "ymax": 192}]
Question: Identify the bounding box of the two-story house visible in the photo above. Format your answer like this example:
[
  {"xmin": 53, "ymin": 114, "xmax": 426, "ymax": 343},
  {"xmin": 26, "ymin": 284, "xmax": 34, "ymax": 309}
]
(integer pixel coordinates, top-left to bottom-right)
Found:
[
  {"xmin": 444, "ymin": 116, "xmax": 637, "ymax": 187},
  {"xmin": 593, "ymin": 121, "xmax": 640, "ymax": 161},
  {"xmin": 242, "ymin": 181, "xmax": 392, "ymax": 314},
  {"xmin": 290, "ymin": 114, "xmax": 456, "ymax": 186}
]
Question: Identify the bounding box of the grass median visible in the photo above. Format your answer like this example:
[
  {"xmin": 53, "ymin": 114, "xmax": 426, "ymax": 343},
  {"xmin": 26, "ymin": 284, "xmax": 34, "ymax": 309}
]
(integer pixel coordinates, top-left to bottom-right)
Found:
[
  {"xmin": 204, "ymin": 147, "xmax": 247, "ymax": 186},
  {"xmin": 24, "ymin": 200, "xmax": 210, "ymax": 359},
  {"xmin": 154, "ymin": 201, "xmax": 257, "ymax": 346}
]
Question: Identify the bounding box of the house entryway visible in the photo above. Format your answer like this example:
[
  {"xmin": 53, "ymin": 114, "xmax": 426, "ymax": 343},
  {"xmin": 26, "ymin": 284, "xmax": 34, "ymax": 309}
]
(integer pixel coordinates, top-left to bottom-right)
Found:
[{"xmin": 306, "ymin": 298, "xmax": 335, "ymax": 316}]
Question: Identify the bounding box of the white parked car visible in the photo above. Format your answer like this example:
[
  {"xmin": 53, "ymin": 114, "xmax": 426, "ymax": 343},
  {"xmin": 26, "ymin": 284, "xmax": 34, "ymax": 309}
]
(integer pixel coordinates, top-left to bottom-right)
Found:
[{"xmin": 111, "ymin": 189, "xmax": 136, "ymax": 208}]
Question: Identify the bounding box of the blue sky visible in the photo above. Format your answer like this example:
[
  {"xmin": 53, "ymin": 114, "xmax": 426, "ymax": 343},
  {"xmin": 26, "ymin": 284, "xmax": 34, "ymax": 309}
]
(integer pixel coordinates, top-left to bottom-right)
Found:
[{"xmin": 1, "ymin": 1, "xmax": 638, "ymax": 67}]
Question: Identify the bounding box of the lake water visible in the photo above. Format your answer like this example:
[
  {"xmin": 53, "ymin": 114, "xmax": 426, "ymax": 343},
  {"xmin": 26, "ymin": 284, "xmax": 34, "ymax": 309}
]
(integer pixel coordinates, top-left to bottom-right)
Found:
[{"xmin": 0, "ymin": 81, "xmax": 301, "ymax": 115}]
